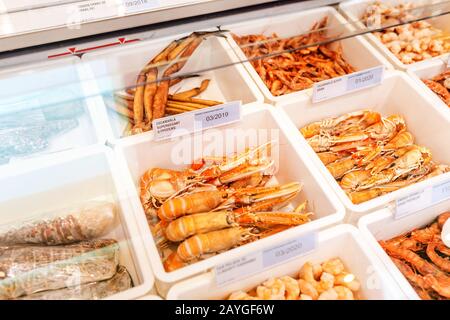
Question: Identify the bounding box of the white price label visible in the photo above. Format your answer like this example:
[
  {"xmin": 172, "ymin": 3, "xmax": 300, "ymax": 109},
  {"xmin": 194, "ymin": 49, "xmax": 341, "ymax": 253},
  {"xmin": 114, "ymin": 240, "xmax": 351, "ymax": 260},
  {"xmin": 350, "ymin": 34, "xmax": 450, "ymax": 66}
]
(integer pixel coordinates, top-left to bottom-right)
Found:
[
  {"xmin": 121, "ymin": 0, "xmax": 159, "ymax": 14},
  {"xmin": 395, "ymin": 179, "xmax": 450, "ymax": 219},
  {"xmin": 214, "ymin": 233, "xmax": 317, "ymax": 287},
  {"xmin": 312, "ymin": 66, "xmax": 384, "ymax": 103},
  {"xmin": 152, "ymin": 101, "xmax": 241, "ymax": 141}
]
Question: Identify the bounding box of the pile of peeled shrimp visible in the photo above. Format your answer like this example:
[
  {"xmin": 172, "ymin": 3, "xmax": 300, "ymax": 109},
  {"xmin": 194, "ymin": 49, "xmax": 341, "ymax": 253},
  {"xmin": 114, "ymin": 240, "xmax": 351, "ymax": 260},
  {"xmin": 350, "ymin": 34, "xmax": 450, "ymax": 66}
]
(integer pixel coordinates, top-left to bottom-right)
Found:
[
  {"xmin": 362, "ymin": 1, "xmax": 450, "ymax": 64},
  {"xmin": 228, "ymin": 258, "xmax": 360, "ymax": 300},
  {"xmin": 381, "ymin": 212, "xmax": 450, "ymax": 300}
]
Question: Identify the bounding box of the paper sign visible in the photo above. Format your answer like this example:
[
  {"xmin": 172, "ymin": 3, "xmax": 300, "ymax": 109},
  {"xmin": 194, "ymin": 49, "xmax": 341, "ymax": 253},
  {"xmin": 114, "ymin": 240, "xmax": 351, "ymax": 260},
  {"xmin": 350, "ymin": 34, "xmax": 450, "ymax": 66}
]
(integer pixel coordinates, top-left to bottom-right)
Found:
[
  {"xmin": 121, "ymin": 0, "xmax": 159, "ymax": 14},
  {"xmin": 312, "ymin": 66, "xmax": 384, "ymax": 103},
  {"xmin": 214, "ymin": 233, "xmax": 317, "ymax": 287},
  {"xmin": 262, "ymin": 234, "xmax": 317, "ymax": 269},
  {"xmin": 152, "ymin": 101, "xmax": 241, "ymax": 141},
  {"xmin": 395, "ymin": 179, "xmax": 450, "ymax": 219}
]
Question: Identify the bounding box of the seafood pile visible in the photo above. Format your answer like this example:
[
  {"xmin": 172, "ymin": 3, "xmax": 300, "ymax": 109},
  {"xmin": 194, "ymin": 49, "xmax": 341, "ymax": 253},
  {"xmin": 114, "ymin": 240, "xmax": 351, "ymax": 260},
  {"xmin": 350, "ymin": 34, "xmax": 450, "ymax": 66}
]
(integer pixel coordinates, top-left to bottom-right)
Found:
[
  {"xmin": 0, "ymin": 101, "xmax": 84, "ymax": 164},
  {"xmin": 380, "ymin": 212, "xmax": 449, "ymax": 300},
  {"xmin": 362, "ymin": 2, "xmax": 450, "ymax": 64},
  {"xmin": 232, "ymin": 17, "xmax": 355, "ymax": 96},
  {"xmin": 0, "ymin": 201, "xmax": 133, "ymax": 300},
  {"xmin": 228, "ymin": 258, "xmax": 360, "ymax": 300},
  {"xmin": 300, "ymin": 110, "xmax": 450, "ymax": 204},
  {"xmin": 108, "ymin": 31, "xmax": 224, "ymax": 137},
  {"xmin": 422, "ymin": 70, "xmax": 450, "ymax": 107},
  {"xmin": 139, "ymin": 142, "xmax": 313, "ymax": 272}
]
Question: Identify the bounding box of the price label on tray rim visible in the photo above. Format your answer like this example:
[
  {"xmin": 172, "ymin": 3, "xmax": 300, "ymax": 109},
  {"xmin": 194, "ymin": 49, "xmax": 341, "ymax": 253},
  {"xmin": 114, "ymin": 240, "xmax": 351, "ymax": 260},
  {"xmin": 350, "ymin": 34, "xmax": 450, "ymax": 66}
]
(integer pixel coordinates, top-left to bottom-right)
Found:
[
  {"xmin": 394, "ymin": 178, "xmax": 450, "ymax": 219},
  {"xmin": 152, "ymin": 101, "xmax": 242, "ymax": 141},
  {"xmin": 214, "ymin": 232, "xmax": 317, "ymax": 287},
  {"xmin": 312, "ymin": 65, "xmax": 384, "ymax": 103}
]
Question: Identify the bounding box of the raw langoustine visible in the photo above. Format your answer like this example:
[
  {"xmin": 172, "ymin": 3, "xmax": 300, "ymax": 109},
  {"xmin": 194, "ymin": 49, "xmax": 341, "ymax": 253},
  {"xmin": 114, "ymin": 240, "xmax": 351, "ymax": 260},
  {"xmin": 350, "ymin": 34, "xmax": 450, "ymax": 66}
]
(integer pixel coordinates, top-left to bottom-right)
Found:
[
  {"xmin": 139, "ymin": 142, "xmax": 314, "ymax": 272},
  {"xmin": 380, "ymin": 212, "xmax": 450, "ymax": 300},
  {"xmin": 0, "ymin": 201, "xmax": 116, "ymax": 245},
  {"xmin": 300, "ymin": 110, "xmax": 449, "ymax": 204},
  {"xmin": 228, "ymin": 258, "xmax": 360, "ymax": 300},
  {"xmin": 0, "ymin": 239, "xmax": 120, "ymax": 300},
  {"xmin": 232, "ymin": 17, "xmax": 355, "ymax": 96}
]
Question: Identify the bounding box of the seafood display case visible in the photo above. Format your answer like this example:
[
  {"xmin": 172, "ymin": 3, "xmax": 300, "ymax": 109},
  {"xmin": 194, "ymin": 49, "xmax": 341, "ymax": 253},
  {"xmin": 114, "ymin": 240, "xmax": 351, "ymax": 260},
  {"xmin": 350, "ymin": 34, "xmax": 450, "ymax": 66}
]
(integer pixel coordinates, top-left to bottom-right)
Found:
[{"xmin": 0, "ymin": 0, "xmax": 449, "ymax": 301}]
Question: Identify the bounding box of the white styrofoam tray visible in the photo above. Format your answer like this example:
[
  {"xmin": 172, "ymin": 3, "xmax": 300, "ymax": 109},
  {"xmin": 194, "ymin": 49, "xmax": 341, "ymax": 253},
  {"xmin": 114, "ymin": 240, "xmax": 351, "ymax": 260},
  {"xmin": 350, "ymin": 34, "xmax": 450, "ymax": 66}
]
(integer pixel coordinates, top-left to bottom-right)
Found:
[
  {"xmin": 81, "ymin": 33, "xmax": 264, "ymax": 143},
  {"xmin": 339, "ymin": 0, "xmax": 450, "ymax": 71},
  {"xmin": 407, "ymin": 57, "xmax": 449, "ymax": 112},
  {"xmin": 277, "ymin": 71, "xmax": 450, "ymax": 222},
  {"xmin": 0, "ymin": 145, "xmax": 154, "ymax": 300},
  {"xmin": 358, "ymin": 199, "xmax": 450, "ymax": 299},
  {"xmin": 167, "ymin": 224, "xmax": 405, "ymax": 300},
  {"xmin": 0, "ymin": 57, "xmax": 106, "ymax": 164},
  {"xmin": 223, "ymin": 5, "xmax": 392, "ymax": 104},
  {"xmin": 114, "ymin": 103, "xmax": 346, "ymax": 295}
]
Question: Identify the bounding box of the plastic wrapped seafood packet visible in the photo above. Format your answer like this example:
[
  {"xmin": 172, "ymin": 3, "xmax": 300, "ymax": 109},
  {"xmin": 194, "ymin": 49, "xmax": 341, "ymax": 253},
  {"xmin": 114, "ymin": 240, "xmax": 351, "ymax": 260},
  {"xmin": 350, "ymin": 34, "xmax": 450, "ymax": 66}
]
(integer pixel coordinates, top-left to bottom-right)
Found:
[
  {"xmin": 17, "ymin": 265, "xmax": 133, "ymax": 300},
  {"xmin": 0, "ymin": 239, "xmax": 120, "ymax": 299},
  {"xmin": 0, "ymin": 94, "xmax": 86, "ymax": 164},
  {"xmin": 0, "ymin": 201, "xmax": 117, "ymax": 245}
]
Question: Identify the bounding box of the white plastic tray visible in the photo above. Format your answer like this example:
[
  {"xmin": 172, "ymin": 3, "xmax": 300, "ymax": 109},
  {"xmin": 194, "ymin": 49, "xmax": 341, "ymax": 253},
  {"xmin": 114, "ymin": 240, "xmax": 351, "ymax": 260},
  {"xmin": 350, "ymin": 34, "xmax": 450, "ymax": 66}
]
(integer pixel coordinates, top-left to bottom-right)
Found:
[
  {"xmin": 277, "ymin": 71, "xmax": 450, "ymax": 223},
  {"xmin": 0, "ymin": 57, "xmax": 105, "ymax": 165},
  {"xmin": 339, "ymin": 0, "xmax": 450, "ymax": 71},
  {"xmin": 0, "ymin": 146, "xmax": 154, "ymax": 300},
  {"xmin": 81, "ymin": 34, "xmax": 264, "ymax": 143},
  {"xmin": 167, "ymin": 224, "xmax": 405, "ymax": 300},
  {"xmin": 407, "ymin": 57, "xmax": 449, "ymax": 113},
  {"xmin": 114, "ymin": 104, "xmax": 345, "ymax": 296},
  {"xmin": 358, "ymin": 199, "xmax": 450, "ymax": 300},
  {"xmin": 224, "ymin": 6, "xmax": 392, "ymax": 104}
]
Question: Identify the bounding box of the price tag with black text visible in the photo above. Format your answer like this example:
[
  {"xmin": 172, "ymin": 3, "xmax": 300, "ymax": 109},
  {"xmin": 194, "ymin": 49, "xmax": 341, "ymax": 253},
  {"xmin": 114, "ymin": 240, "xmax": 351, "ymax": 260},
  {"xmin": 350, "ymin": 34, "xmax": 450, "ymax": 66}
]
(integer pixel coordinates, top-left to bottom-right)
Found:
[
  {"xmin": 395, "ymin": 179, "xmax": 450, "ymax": 219},
  {"xmin": 152, "ymin": 101, "xmax": 241, "ymax": 141},
  {"xmin": 312, "ymin": 66, "xmax": 384, "ymax": 103},
  {"xmin": 214, "ymin": 232, "xmax": 317, "ymax": 287}
]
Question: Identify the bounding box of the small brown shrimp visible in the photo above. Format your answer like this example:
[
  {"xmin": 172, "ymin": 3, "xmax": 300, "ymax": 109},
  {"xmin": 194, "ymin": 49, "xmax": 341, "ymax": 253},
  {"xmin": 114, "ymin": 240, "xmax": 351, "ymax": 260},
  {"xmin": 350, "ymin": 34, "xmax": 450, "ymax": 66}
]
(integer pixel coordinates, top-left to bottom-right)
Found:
[
  {"xmin": 391, "ymin": 258, "xmax": 431, "ymax": 290},
  {"xmin": 438, "ymin": 212, "xmax": 450, "ymax": 229},
  {"xmin": 424, "ymin": 275, "xmax": 450, "ymax": 298},
  {"xmin": 410, "ymin": 222, "xmax": 440, "ymax": 244},
  {"xmin": 381, "ymin": 241, "xmax": 444, "ymax": 278},
  {"xmin": 426, "ymin": 241, "xmax": 450, "ymax": 273}
]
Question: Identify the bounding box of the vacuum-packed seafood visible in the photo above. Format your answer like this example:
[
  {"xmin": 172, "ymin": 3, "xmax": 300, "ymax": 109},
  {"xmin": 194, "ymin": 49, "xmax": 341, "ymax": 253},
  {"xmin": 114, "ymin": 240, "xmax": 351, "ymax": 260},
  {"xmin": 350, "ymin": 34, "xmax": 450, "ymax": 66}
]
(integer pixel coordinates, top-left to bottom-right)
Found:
[
  {"xmin": 232, "ymin": 17, "xmax": 355, "ymax": 96},
  {"xmin": 108, "ymin": 31, "xmax": 225, "ymax": 137},
  {"xmin": 380, "ymin": 212, "xmax": 450, "ymax": 300},
  {"xmin": 422, "ymin": 70, "xmax": 450, "ymax": 107},
  {"xmin": 228, "ymin": 258, "xmax": 360, "ymax": 300},
  {"xmin": 0, "ymin": 239, "xmax": 120, "ymax": 299},
  {"xmin": 0, "ymin": 201, "xmax": 116, "ymax": 245},
  {"xmin": 139, "ymin": 142, "xmax": 313, "ymax": 272},
  {"xmin": 17, "ymin": 265, "xmax": 132, "ymax": 300},
  {"xmin": 362, "ymin": 1, "xmax": 450, "ymax": 64},
  {"xmin": 300, "ymin": 110, "xmax": 449, "ymax": 204}
]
